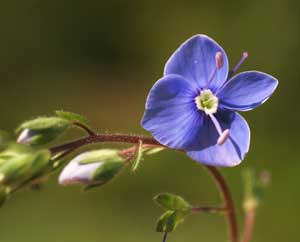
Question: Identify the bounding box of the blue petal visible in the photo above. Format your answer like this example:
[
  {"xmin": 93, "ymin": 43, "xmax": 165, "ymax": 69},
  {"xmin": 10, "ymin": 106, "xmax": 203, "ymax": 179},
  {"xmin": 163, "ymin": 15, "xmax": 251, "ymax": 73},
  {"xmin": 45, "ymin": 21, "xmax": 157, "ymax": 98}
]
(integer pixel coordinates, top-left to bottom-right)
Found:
[
  {"xmin": 218, "ymin": 71, "xmax": 278, "ymax": 111},
  {"xmin": 164, "ymin": 34, "xmax": 229, "ymax": 91},
  {"xmin": 186, "ymin": 111, "xmax": 250, "ymax": 167},
  {"xmin": 141, "ymin": 74, "xmax": 205, "ymax": 149}
]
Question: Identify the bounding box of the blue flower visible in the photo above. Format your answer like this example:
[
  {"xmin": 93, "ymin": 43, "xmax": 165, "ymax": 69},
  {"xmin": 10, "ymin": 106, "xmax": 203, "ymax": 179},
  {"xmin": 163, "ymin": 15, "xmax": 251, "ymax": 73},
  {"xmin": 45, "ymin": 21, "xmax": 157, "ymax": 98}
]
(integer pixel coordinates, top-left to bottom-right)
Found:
[{"xmin": 141, "ymin": 35, "xmax": 278, "ymax": 167}]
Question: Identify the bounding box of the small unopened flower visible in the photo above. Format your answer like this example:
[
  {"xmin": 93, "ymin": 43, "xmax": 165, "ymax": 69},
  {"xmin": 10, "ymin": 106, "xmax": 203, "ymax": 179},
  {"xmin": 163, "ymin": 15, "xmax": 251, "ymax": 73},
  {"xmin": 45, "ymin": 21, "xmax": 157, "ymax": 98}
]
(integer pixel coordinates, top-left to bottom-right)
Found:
[
  {"xmin": 16, "ymin": 117, "xmax": 70, "ymax": 145},
  {"xmin": 142, "ymin": 35, "xmax": 278, "ymax": 166},
  {"xmin": 58, "ymin": 150, "xmax": 124, "ymax": 187}
]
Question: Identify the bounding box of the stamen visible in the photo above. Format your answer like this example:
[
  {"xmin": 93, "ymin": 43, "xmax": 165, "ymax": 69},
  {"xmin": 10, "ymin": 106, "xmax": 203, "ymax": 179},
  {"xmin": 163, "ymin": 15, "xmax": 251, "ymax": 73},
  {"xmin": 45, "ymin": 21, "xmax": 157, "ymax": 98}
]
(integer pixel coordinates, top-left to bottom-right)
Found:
[
  {"xmin": 215, "ymin": 51, "xmax": 249, "ymax": 94},
  {"xmin": 207, "ymin": 52, "xmax": 223, "ymax": 87},
  {"xmin": 232, "ymin": 51, "xmax": 248, "ymax": 73},
  {"xmin": 215, "ymin": 51, "xmax": 223, "ymax": 69},
  {"xmin": 217, "ymin": 129, "xmax": 230, "ymax": 145},
  {"xmin": 208, "ymin": 114, "xmax": 230, "ymax": 145}
]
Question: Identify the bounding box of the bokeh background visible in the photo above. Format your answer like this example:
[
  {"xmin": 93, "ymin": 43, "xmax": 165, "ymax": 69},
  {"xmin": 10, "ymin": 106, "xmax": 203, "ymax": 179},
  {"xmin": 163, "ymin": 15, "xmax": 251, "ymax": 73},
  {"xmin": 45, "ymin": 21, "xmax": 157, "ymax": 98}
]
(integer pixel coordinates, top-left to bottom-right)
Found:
[{"xmin": 0, "ymin": 0, "xmax": 298, "ymax": 241}]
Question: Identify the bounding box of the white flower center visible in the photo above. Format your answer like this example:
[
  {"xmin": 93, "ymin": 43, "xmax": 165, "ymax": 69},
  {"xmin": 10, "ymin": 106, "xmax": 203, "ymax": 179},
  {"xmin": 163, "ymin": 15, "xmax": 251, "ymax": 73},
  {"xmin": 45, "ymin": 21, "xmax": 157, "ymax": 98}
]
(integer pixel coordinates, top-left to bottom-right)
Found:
[{"xmin": 195, "ymin": 89, "xmax": 218, "ymax": 115}]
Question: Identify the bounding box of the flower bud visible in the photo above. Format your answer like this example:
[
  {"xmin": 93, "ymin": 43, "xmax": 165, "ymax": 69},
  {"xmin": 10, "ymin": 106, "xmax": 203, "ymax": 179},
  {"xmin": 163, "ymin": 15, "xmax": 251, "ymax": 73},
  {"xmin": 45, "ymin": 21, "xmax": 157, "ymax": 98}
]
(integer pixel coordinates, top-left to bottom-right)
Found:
[
  {"xmin": 16, "ymin": 117, "xmax": 70, "ymax": 145},
  {"xmin": 0, "ymin": 147, "xmax": 51, "ymax": 188},
  {"xmin": 58, "ymin": 149, "xmax": 124, "ymax": 189}
]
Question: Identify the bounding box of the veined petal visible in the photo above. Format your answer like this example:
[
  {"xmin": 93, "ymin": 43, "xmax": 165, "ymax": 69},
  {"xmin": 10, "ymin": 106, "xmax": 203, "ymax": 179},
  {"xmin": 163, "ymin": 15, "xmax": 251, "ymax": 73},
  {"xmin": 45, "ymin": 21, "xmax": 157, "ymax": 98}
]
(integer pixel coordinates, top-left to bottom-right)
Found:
[
  {"xmin": 141, "ymin": 74, "xmax": 204, "ymax": 149},
  {"xmin": 164, "ymin": 34, "xmax": 229, "ymax": 90},
  {"xmin": 218, "ymin": 71, "xmax": 278, "ymax": 111},
  {"xmin": 186, "ymin": 111, "xmax": 250, "ymax": 167}
]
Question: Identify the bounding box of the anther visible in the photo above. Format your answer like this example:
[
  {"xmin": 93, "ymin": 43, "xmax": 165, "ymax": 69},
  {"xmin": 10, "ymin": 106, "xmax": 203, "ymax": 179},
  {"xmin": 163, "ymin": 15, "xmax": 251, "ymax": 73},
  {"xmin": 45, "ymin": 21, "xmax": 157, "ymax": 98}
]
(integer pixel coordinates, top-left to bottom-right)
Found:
[
  {"xmin": 209, "ymin": 114, "xmax": 230, "ymax": 145},
  {"xmin": 217, "ymin": 129, "xmax": 230, "ymax": 145},
  {"xmin": 207, "ymin": 51, "xmax": 223, "ymax": 87},
  {"xmin": 215, "ymin": 51, "xmax": 223, "ymax": 69},
  {"xmin": 233, "ymin": 51, "xmax": 248, "ymax": 73}
]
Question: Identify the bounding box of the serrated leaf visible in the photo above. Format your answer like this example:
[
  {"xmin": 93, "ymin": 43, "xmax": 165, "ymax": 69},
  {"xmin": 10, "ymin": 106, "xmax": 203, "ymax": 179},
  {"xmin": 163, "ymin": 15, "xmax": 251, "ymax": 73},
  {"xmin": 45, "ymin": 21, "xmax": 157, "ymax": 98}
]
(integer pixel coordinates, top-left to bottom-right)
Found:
[
  {"xmin": 131, "ymin": 140, "xmax": 143, "ymax": 172},
  {"xmin": 55, "ymin": 110, "xmax": 90, "ymax": 126},
  {"xmin": 154, "ymin": 193, "xmax": 192, "ymax": 211},
  {"xmin": 156, "ymin": 210, "xmax": 186, "ymax": 233}
]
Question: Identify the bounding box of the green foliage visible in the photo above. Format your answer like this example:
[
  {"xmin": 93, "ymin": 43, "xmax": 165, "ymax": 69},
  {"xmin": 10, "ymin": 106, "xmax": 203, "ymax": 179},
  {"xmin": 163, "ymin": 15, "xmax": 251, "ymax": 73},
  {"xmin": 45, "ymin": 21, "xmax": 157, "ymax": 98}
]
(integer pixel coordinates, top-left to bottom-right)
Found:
[
  {"xmin": 55, "ymin": 110, "xmax": 90, "ymax": 127},
  {"xmin": 78, "ymin": 149, "xmax": 122, "ymax": 164},
  {"xmin": 16, "ymin": 117, "xmax": 70, "ymax": 145},
  {"xmin": 154, "ymin": 193, "xmax": 192, "ymax": 211},
  {"xmin": 156, "ymin": 210, "xmax": 188, "ymax": 232},
  {"xmin": 0, "ymin": 145, "xmax": 51, "ymax": 190},
  {"xmin": 154, "ymin": 193, "xmax": 192, "ymax": 234},
  {"xmin": 131, "ymin": 140, "xmax": 143, "ymax": 172}
]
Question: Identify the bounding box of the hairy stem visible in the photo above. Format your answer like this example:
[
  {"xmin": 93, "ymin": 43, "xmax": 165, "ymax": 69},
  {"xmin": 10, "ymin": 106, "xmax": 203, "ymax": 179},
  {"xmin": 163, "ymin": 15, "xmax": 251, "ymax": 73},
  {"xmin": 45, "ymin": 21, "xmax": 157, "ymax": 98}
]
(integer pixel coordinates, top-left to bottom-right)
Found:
[
  {"xmin": 204, "ymin": 166, "xmax": 238, "ymax": 242},
  {"xmin": 50, "ymin": 134, "xmax": 162, "ymax": 154},
  {"xmin": 49, "ymin": 134, "xmax": 238, "ymax": 242},
  {"xmin": 241, "ymin": 208, "xmax": 256, "ymax": 242}
]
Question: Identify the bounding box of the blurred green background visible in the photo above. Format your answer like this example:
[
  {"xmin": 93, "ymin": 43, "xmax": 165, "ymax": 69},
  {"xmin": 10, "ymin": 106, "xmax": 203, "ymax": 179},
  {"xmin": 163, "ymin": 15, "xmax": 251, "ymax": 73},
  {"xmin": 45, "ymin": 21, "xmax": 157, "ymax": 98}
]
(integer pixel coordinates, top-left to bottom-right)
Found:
[{"xmin": 0, "ymin": 0, "xmax": 298, "ymax": 241}]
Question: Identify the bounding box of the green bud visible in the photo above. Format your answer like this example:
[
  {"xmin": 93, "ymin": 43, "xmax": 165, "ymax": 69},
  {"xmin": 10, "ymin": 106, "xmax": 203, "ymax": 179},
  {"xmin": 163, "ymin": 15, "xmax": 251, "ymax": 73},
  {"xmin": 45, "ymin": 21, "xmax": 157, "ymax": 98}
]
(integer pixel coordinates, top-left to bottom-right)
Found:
[
  {"xmin": 16, "ymin": 117, "xmax": 70, "ymax": 145},
  {"xmin": 154, "ymin": 193, "xmax": 192, "ymax": 211},
  {"xmin": 0, "ymin": 148, "xmax": 51, "ymax": 188},
  {"xmin": 59, "ymin": 149, "xmax": 124, "ymax": 189},
  {"xmin": 89, "ymin": 160, "xmax": 124, "ymax": 189},
  {"xmin": 156, "ymin": 210, "xmax": 187, "ymax": 233}
]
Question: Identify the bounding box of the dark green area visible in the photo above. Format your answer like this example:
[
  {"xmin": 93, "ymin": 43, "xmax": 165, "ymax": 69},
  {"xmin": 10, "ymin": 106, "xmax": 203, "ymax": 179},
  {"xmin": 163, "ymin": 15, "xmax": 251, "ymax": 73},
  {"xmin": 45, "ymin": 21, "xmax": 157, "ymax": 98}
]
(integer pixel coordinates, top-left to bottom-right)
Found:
[{"xmin": 0, "ymin": 0, "xmax": 298, "ymax": 241}]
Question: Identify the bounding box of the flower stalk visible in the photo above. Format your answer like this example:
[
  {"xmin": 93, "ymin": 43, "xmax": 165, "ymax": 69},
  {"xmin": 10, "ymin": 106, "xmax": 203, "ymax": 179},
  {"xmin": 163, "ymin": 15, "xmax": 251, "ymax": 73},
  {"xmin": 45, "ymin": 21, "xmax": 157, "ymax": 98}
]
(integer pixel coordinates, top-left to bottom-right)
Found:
[{"xmin": 49, "ymin": 133, "xmax": 239, "ymax": 242}]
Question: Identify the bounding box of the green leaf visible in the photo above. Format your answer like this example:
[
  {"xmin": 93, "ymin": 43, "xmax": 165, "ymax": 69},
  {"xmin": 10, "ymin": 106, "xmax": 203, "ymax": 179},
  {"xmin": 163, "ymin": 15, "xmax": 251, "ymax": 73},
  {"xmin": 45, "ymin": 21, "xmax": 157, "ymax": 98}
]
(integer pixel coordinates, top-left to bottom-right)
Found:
[
  {"xmin": 154, "ymin": 193, "xmax": 192, "ymax": 211},
  {"xmin": 16, "ymin": 117, "xmax": 70, "ymax": 145},
  {"xmin": 78, "ymin": 149, "xmax": 122, "ymax": 164},
  {"xmin": 156, "ymin": 210, "xmax": 187, "ymax": 233},
  {"xmin": 55, "ymin": 110, "xmax": 90, "ymax": 126},
  {"xmin": 131, "ymin": 140, "xmax": 143, "ymax": 172}
]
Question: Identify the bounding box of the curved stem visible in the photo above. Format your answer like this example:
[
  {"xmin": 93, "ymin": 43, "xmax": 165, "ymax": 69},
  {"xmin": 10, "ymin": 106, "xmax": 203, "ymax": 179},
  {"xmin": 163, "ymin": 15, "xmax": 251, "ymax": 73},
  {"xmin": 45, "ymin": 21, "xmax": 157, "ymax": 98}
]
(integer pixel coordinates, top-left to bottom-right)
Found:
[
  {"xmin": 241, "ymin": 208, "xmax": 256, "ymax": 242},
  {"xmin": 204, "ymin": 166, "xmax": 238, "ymax": 242},
  {"xmin": 72, "ymin": 122, "xmax": 97, "ymax": 136},
  {"xmin": 49, "ymin": 134, "xmax": 238, "ymax": 242}
]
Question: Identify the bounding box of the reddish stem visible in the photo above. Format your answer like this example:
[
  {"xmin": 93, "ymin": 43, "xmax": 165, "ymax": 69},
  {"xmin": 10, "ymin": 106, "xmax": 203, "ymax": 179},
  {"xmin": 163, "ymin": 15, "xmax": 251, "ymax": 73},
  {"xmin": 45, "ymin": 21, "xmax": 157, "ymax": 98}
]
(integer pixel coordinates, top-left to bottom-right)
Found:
[
  {"xmin": 204, "ymin": 166, "xmax": 238, "ymax": 242},
  {"xmin": 72, "ymin": 122, "xmax": 97, "ymax": 136},
  {"xmin": 241, "ymin": 208, "xmax": 256, "ymax": 242},
  {"xmin": 50, "ymin": 134, "xmax": 161, "ymax": 154}
]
